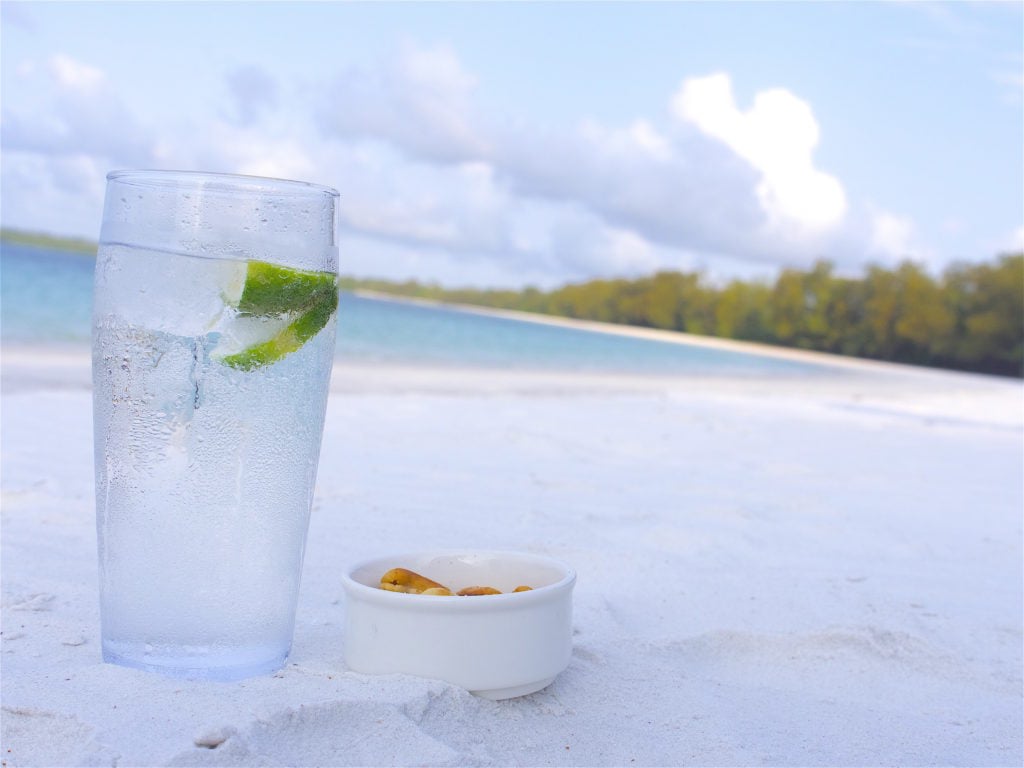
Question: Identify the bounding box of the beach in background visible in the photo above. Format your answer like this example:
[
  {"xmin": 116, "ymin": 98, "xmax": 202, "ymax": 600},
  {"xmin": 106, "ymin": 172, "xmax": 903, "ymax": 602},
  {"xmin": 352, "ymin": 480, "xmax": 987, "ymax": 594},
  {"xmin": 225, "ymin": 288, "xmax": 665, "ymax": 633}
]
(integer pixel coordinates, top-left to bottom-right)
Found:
[
  {"xmin": 2, "ymin": 241, "xmax": 1022, "ymax": 765},
  {"xmin": 3, "ymin": 241, "xmax": 843, "ymax": 377},
  {"xmin": 4, "ymin": 2, "xmax": 1021, "ymax": 761}
]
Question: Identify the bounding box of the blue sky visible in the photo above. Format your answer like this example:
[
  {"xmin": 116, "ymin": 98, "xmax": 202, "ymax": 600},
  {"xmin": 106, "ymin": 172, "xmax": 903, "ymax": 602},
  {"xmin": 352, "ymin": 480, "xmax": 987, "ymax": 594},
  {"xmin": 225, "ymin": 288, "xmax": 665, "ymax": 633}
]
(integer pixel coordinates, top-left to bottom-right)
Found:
[{"xmin": 2, "ymin": 1, "xmax": 1021, "ymax": 288}]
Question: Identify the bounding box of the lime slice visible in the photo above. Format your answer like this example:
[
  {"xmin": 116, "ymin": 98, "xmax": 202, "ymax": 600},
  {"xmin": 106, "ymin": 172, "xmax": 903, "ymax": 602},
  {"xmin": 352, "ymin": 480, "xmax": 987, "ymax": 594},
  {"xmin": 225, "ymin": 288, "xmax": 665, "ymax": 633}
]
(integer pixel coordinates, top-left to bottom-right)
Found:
[
  {"xmin": 236, "ymin": 261, "xmax": 337, "ymax": 317},
  {"xmin": 214, "ymin": 260, "xmax": 338, "ymax": 370}
]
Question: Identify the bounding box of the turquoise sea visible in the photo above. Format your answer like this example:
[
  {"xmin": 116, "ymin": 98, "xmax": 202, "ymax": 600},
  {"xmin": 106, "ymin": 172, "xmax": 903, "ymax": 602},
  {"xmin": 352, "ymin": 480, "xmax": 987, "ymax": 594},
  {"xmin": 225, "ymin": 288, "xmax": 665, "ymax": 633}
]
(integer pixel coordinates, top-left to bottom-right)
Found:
[{"xmin": 1, "ymin": 242, "xmax": 832, "ymax": 377}]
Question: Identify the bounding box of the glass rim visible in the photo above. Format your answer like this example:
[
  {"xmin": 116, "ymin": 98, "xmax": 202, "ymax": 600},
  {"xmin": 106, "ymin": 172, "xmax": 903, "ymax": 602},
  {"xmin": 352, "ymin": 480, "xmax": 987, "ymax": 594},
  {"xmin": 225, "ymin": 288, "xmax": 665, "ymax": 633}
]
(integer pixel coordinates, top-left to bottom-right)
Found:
[{"xmin": 106, "ymin": 169, "xmax": 339, "ymax": 199}]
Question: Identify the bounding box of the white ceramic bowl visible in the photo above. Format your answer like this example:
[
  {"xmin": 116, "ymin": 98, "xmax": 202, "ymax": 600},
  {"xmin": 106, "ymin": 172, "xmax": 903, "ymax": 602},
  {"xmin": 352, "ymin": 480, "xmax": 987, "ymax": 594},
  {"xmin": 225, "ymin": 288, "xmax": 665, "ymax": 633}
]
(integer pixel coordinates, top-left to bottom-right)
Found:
[{"xmin": 341, "ymin": 551, "xmax": 576, "ymax": 700}]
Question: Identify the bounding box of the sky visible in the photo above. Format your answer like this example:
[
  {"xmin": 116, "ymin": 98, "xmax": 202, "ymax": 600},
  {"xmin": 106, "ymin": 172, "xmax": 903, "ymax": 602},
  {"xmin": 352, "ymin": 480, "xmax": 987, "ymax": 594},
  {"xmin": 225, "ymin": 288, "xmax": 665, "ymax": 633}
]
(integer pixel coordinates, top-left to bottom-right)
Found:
[{"xmin": 2, "ymin": 1, "xmax": 1022, "ymax": 288}]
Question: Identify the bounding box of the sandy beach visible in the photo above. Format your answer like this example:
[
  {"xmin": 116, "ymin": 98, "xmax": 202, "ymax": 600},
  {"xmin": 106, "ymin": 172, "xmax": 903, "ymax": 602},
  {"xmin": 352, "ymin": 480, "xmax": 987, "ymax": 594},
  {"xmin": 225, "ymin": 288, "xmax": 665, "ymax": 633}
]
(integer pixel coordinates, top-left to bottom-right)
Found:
[{"xmin": 2, "ymin": 338, "xmax": 1022, "ymax": 766}]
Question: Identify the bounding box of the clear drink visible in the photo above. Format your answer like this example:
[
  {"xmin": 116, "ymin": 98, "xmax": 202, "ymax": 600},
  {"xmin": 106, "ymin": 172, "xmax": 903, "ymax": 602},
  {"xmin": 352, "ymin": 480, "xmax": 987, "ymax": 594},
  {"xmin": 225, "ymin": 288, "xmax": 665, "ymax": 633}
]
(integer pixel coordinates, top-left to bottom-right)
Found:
[{"xmin": 92, "ymin": 171, "xmax": 339, "ymax": 680}]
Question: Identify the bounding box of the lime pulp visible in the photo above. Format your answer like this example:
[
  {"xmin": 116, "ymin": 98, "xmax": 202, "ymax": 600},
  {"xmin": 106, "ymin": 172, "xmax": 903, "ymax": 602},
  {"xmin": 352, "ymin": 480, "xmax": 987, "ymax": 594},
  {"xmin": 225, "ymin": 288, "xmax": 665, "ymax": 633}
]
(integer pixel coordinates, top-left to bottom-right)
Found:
[{"xmin": 217, "ymin": 261, "xmax": 338, "ymax": 371}]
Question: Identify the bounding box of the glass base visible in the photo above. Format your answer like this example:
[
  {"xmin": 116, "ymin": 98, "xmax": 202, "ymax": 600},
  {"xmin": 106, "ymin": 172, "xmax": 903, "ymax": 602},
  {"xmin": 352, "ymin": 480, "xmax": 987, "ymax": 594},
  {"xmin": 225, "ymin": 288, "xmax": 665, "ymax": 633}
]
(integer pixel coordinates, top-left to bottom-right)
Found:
[
  {"xmin": 470, "ymin": 675, "xmax": 557, "ymax": 700},
  {"xmin": 102, "ymin": 641, "xmax": 289, "ymax": 682}
]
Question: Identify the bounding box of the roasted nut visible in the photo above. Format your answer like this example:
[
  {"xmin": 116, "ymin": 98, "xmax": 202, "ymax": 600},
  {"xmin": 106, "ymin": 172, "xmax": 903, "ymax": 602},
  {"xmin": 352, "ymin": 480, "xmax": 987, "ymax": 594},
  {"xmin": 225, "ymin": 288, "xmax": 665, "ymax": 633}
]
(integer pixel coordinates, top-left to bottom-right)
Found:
[
  {"xmin": 379, "ymin": 567, "xmax": 534, "ymax": 597},
  {"xmin": 457, "ymin": 586, "xmax": 503, "ymax": 596},
  {"xmin": 379, "ymin": 567, "xmax": 449, "ymax": 594}
]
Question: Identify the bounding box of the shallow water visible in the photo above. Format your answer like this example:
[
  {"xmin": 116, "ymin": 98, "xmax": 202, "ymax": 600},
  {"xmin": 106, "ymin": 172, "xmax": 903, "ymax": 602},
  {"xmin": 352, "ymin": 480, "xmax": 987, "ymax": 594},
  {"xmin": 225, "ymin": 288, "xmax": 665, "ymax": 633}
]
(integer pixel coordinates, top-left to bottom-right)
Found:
[{"xmin": 2, "ymin": 242, "xmax": 832, "ymax": 377}]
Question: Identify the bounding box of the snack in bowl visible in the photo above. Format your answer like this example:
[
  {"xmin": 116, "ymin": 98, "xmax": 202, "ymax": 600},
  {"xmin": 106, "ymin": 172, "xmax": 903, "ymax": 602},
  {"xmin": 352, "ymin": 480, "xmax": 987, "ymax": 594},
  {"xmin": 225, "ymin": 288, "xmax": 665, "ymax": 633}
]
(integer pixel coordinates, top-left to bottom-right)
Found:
[
  {"xmin": 343, "ymin": 551, "xmax": 576, "ymax": 699},
  {"xmin": 378, "ymin": 567, "xmax": 533, "ymax": 597},
  {"xmin": 456, "ymin": 586, "xmax": 503, "ymax": 596},
  {"xmin": 379, "ymin": 567, "xmax": 452, "ymax": 595}
]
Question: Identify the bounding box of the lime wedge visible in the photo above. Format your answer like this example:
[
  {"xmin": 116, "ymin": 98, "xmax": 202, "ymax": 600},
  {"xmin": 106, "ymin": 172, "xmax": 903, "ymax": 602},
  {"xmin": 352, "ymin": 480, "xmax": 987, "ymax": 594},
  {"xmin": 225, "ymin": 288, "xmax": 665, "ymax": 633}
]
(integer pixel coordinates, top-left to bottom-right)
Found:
[
  {"xmin": 214, "ymin": 260, "xmax": 338, "ymax": 370},
  {"xmin": 236, "ymin": 261, "xmax": 337, "ymax": 317}
]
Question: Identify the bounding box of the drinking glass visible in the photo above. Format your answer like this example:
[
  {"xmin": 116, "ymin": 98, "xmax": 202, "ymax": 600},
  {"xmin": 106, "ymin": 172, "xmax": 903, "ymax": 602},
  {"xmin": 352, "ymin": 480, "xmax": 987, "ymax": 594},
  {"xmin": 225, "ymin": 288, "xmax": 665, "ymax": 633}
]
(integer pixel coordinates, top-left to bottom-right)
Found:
[{"xmin": 92, "ymin": 170, "xmax": 339, "ymax": 680}]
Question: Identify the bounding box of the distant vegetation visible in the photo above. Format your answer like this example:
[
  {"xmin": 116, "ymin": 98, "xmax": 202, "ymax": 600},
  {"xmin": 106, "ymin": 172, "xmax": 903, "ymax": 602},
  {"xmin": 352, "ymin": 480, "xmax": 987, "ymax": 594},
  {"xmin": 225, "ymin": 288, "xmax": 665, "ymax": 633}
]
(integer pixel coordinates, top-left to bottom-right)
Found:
[
  {"xmin": 342, "ymin": 254, "xmax": 1024, "ymax": 378},
  {"xmin": 1, "ymin": 228, "xmax": 97, "ymax": 255},
  {"xmin": 4, "ymin": 229, "xmax": 1019, "ymax": 377}
]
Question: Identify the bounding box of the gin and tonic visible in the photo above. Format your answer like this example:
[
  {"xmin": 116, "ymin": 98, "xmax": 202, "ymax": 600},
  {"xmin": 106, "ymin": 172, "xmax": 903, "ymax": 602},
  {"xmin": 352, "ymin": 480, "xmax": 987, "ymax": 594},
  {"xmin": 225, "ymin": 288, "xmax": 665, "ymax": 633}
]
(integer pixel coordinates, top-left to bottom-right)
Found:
[{"xmin": 92, "ymin": 171, "xmax": 339, "ymax": 680}]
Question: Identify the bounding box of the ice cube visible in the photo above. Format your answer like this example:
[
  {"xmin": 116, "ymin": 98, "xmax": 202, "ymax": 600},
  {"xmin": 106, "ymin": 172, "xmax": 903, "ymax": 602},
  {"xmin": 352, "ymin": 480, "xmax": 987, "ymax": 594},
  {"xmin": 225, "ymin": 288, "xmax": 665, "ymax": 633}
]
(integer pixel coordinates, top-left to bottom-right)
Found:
[
  {"xmin": 95, "ymin": 245, "xmax": 248, "ymax": 337},
  {"xmin": 208, "ymin": 313, "xmax": 294, "ymax": 361}
]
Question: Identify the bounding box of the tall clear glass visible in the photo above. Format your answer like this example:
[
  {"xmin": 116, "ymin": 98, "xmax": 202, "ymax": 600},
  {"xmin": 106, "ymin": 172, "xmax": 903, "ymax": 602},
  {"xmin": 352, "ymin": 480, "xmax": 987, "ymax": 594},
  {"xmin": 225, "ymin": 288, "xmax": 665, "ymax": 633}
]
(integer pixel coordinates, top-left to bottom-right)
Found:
[{"xmin": 92, "ymin": 170, "xmax": 340, "ymax": 680}]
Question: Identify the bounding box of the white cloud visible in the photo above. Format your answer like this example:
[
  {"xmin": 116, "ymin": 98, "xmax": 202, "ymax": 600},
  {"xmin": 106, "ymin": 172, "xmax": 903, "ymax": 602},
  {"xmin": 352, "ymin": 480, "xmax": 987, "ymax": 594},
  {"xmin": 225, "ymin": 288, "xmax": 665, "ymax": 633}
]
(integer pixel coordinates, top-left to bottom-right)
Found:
[
  {"xmin": 322, "ymin": 139, "xmax": 668, "ymax": 283},
  {"xmin": 589, "ymin": 227, "xmax": 660, "ymax": 275},
  {"xmin": 2, "ymin": 54, "xmax": 153, "ymax": 166},
  {"xmin": 491, "ymin": 110, "xmax": 766, "ymax": 265},
  {"xmin": 325, "ymin": 144, "xmax": 511, "ymax": 257},
  {"xmin": 7, "ymin": 43, "xmax": 873, "ymax": 284},
  {"xmin": 671, "ymin": 72, "xmax": 847, "ymax": 233},
  {"xmin": 48, "ymin": 53, "xmax": 105, "ymax": 91},
  {"xmin": 583, "ymin": 118, "xmax": 673, "ymax": 162},
  {"xmin": 870, "ymin": 210, "xmax": 915, "ymax": 258},
  {"xmin": 317, "ymin": 42, "xmax": 485, "ymax": 163},
  {"xmin": 0, "ymin": 152, "xmax": 106, "ymax": 238},
  {"xmin": 3, "ymin": 40, "xmax": 970, "ymax": 286},
  {"xmin": 219, "ymin": 133, "xmax": 316, "ymax": 182},
  {"xmin": 313, "ymin": 45, "xmax": 862, "ymax": 276}
]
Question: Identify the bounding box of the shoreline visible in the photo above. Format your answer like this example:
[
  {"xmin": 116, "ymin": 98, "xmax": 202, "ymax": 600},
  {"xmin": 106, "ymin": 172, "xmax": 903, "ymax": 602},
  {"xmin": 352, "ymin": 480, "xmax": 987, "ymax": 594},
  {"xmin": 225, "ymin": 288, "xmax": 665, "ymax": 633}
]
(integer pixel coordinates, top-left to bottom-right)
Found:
[
  {"xmin": 4, "ymin": 335, "xmax": 1020, "ymax": 389},
  {"xmin": 357, "ymin": 289, "xmax": 1014, "ymax": 380},
  {"xmin": 9, "ymin": 282, "xmax": 1017, "ymax": 386},
  {"xmin": 3, "ymin": 340, "xmax": 1021, "ymax": 431}
]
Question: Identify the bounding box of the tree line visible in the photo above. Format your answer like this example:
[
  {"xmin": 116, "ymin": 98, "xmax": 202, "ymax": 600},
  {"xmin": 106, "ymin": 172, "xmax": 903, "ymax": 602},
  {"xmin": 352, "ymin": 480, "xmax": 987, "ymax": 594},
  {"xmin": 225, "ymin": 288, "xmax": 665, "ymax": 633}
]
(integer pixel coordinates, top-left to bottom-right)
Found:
[
  {"xmin": 4, "ymin": 229, "xmax": 1018, "ymax": 377},
  {"xmin": 341, "ymin": 254, "xmax": 1024, "ymax": 378},
  {"xmin": 0, "ymin": 228, "xmax": 97, "ymax": 255}
]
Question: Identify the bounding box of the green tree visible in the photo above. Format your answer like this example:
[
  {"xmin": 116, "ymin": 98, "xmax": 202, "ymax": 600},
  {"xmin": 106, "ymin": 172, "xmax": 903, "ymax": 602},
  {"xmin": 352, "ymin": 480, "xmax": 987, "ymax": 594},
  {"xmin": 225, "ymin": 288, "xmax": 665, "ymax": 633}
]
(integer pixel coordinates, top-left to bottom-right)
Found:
[
  {"xmin": 943, "ymin": 254, "xmax": 1023, "ymax": 375},
  {"xmin": 337, "ymin": 251, "xmax": 1023, "ymax": 378},
  {"xmin": 714, "ymin": 280, "xmax": 772, "ymax": 341},
  {"xmin": 770, "ymin": 268, "xmax": 805, "ymax": 345}
]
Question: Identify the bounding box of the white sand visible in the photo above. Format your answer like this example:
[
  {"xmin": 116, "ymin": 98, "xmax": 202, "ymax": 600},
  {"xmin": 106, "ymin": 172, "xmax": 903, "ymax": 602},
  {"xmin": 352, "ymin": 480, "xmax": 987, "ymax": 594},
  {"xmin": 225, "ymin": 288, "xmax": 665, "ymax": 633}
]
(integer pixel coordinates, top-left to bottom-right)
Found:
[{"xmin": 2, "ymin": 342, "xmax": 1022, "ymax": 766}]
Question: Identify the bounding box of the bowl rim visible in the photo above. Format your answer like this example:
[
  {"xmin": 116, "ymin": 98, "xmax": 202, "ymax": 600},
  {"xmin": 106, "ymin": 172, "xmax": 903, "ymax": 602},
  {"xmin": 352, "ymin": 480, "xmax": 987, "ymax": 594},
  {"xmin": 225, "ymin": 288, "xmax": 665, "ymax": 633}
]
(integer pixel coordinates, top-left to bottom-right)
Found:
[{"xmin": 341, "ymin": 550, "xmax": 576, "ymax": 611}]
